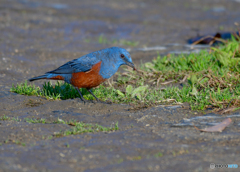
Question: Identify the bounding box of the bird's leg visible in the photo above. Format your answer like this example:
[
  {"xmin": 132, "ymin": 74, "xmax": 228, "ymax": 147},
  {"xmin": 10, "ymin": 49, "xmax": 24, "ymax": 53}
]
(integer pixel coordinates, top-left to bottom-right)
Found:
[
  {"xmin": 87, "ymin": 89, "xmax": 112, "ymax": 104},
  {"xmin": 87, "ymin": 89, "xmax": 99, "ymax": 102},
  {"xmin": 76, "ymin": 87, "xmax": 87, "ymax": 103}
]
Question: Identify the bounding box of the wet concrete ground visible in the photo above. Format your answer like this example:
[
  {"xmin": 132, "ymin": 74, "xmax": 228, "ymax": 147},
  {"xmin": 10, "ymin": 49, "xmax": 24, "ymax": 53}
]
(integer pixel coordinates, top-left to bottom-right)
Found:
[{"xmin": 1, "ymin": 0, "xmax": 240, "ymax": 171}]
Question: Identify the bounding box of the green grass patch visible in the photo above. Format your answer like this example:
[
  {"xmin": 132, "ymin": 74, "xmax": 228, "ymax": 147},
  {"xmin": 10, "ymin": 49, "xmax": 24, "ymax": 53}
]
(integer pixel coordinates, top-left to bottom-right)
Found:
[
  {"xmin": 85, "ymin": 34, "xmax": 139, "ymax": 47},
  {"xmin": 0, "ymin": 116, "xmax": 119, "ymax": 137},
  {"xmin": 25, "ymin": 118, "xmax": 47, "ymax": 124},
  {"xmin": 55, "ymin": 121, "xmax": 119, "ymax": 137},
  {"xmin": 154, "ymin": 152, "xmax": 163, "ymax": 158},
  {"xmin": 25, "ymin": 118, "xmax": 119, "ymax": 137},
  {"xmin": 10, "ymin": 37, "xmax": 240, "ymax": 111},
  {"xmin": 10, "ymin": 81, "xmax": 40, "ymax": 96},
  {"xmin": 0, "ymin": 115, "xmax": 20, "ymax": 122},
  {"xmin": 11, "ymin": 81, "xmax": 118, "ymax": 101}
]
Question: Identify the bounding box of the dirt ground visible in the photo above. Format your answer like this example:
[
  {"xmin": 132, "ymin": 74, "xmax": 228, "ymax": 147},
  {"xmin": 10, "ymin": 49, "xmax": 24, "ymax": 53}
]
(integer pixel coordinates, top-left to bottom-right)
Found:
[{"xmin": 1, "ymin": 0, "xmax": 240, "ymax": 171}]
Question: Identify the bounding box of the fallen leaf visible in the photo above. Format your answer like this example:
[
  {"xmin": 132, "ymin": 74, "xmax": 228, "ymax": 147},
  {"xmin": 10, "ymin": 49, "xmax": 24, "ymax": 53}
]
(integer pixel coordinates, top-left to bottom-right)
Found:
[
  {"xmin": 194, "ymin": 118, "xmax": 232, "ymax": 132},
  {"xmin": 68, "ymin": 122, "xmax": 76, "ymax": 126},
  {"xmin": 187, "ymin": 31, "xmax": 240, "ymax": 45}
]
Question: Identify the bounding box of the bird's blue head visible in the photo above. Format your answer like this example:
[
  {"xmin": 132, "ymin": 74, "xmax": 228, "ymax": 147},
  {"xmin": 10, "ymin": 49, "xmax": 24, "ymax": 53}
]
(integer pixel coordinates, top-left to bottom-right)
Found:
[
  {"xmin": 109, "ymin": 47, "xmax": 136, "ymax": 70},
  {"xmin": 98, "ymin": 47, "xmax": 136, "ymax": 79}
]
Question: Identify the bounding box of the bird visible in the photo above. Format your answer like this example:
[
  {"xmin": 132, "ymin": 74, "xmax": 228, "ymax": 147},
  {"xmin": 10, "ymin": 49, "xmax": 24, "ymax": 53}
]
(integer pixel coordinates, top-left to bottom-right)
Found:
[{"xmin": 29, "ymin": 47, "xmax": 136, "ymax": 102}]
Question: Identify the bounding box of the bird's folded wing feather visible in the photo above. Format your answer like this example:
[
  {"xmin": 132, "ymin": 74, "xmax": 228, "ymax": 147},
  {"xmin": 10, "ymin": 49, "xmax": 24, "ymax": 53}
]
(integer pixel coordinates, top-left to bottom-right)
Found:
[{"xmin": 47, "ymin": 55, "xmax": 101, "ymax": 74}]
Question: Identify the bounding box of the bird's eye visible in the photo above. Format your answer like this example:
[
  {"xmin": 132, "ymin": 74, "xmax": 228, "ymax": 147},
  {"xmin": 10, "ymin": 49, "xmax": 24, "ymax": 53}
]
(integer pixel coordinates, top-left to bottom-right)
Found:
[{"xmin": 120, "ymin": 54, "xmax": 124, "ymax": 58}]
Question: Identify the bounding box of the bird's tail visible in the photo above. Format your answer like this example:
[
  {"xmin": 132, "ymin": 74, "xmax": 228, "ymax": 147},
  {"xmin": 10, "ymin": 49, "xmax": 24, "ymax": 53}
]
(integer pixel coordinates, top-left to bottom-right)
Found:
[{"xmin": 28, "ymin": 74, "xmax": 48, "ymax": 82}]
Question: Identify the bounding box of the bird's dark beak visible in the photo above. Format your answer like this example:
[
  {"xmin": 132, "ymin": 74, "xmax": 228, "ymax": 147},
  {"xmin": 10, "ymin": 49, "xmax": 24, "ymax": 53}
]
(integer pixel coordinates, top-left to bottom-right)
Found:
[{"xmin": 126, "ymin": 61, "xmax": 136, "ymax": 71}]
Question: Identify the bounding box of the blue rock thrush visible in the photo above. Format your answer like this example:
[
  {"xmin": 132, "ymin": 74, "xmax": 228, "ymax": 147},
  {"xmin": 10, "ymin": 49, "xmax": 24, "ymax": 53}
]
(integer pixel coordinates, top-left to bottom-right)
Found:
[{"xmin": 29, "ymin": 47, "xmax": 136, "ymax": 102}]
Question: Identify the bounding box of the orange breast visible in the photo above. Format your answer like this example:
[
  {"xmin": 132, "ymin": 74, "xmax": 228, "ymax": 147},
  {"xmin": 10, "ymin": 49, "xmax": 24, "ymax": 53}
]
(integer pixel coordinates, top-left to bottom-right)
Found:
[{"xmin": 70, "ymin": 61, "xmax": 106, "ymax": 89}]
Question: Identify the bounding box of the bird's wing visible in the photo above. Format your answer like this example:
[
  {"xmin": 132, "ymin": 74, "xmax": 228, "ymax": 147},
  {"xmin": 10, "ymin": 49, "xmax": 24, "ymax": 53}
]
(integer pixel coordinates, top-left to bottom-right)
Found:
[{"xmin": 48, "ymin": 55, "xmax": 101, "ymax": 74}]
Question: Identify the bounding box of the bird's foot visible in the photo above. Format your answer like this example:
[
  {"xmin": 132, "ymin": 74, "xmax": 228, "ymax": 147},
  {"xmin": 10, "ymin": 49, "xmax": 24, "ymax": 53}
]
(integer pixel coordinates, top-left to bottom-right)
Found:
[
  {"xmin": 76, "ymin": 96, "xmax": 89, "ymax": 104},
  {"xmin": 78, "ymin": 98, "xmax": 98, "ymax": 104}
]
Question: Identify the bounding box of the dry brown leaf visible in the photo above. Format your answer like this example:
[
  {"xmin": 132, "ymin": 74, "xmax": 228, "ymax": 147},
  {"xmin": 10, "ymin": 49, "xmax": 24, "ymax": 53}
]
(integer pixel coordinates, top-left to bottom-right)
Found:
[
  {"xmin": 68, "ymin": 122, "xmax": 76, "ymax": 126},
  {"xmin": 194, "ymin": 118, "xmax": 232, "ymax": 132},
  {"xmin": 157, "ymin": 75, "xmax": 163, "ymax": 87},
  {"xmin": 219, "ymin": 107, "xmax": 237, "ymax": 115},
  {"xmin": 157, "ymin": 99, "xmax": 176, "ymax": 103},
  {"xmin": 179, "ymin": 75, "xmax": 188, "ymax": 83},
  {"xmin": 160, "ymin": 80, "xmax": 175, "ymax": 85}
]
